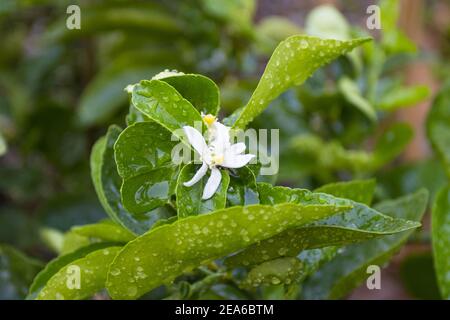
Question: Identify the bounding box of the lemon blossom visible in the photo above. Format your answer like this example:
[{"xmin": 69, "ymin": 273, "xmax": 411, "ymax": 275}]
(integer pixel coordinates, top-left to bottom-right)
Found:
[{"xmin": 183, "ymin": 114, "xmax": 255, "ymax": 200}]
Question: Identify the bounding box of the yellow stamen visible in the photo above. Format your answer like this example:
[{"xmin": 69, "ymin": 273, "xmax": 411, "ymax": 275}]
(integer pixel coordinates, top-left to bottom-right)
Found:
[
  {"xmin": 212, "ymin": 154, "xmax": 224, "ymax": 165},
  {"xmin": 203, "ymin": 114, "xmax": 216, "ymax": 126}
]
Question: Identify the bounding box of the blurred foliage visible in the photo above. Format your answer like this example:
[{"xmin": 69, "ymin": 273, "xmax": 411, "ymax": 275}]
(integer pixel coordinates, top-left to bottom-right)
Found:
[{"xmin": 0, "ymin": 0, "xmax": 448, "ymax": 300}]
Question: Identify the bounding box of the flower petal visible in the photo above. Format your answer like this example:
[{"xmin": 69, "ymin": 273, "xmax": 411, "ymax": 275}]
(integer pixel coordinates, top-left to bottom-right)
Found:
[
  {"xmin": 202, "ymin": 167, "xmax": 222, "ymax": 200},
  {"xmin": 210, "ymin": 122, "xmax": 231, "ymax": 152},
  {"xmin": 229, "ymin": 142, "xmax": 246, "ymax": 155},
  {"xmin": 222, "ymin": 153, "xmax": 255, "ymax": 168},
  {"xmin": 183, "ymin": 126, "xmax": 207, "ymax": 156},
  {"xmin": 183, "ymin": 162, "xmax": 208, "ymax": 187}
]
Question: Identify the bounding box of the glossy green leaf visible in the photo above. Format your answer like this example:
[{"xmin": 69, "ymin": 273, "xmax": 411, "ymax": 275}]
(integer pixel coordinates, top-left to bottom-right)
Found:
[
  {"xmin": 225, "ymin": 183, "xmax": 420, "ymax": 268},
  {"xmin": 301, "ymin": 189, "xmax": 428, "ymax": 299},
  {"xmin": 36, "ymin": 246, "xmax": 122, "ymax": 300},
  {"xmin": 91, "ymin": 125, "xmax": 173, "ymax": 235},
  {"xmin": 226, "ymin": 166, "xmax": 259, "ymax": 206},
  {"xmin": 377, "ymin": 85, "xmax": 430, "ymax": 111},
  {"xmin": 432, "ymin": 185, "xmax": 450, "ymax": 299},
  {"xmin": 314, "ymin": 179, "xmax": 376, "ymax": 206},
  {"xmin": 427, "ymin": 81, "xmax": 450, "ymax": 177},
  {"xmin": 243, "ymin": 257, "xmax": 302, "ymax": 288},
  {"xmin": 120, "ymin": 165, "xmax": 178, "ymax": 214},
  {"xmin": 176, "ymin": 163, "xmax": 230, "ymax": 218},
  {"xmin": 28, "ymin": 242, "xmax": 118, "ymax": 300},
  {"xmin": 131, "ymin": 79, "xmax": 203, "ymax": 140},
  {"xmin": 113, "ymin": 121, "xmax": 179, "ymax": 215},
  {"xmin": 72, "ymin": 220, "xmax": 136, "ymax": 243},
  {"xmin": 106, "ymin": 202, "xmax": 351, "ymax": 299},
  {"xmin": 161, "ymin": 74, "xmax": 220, "ymax": 116},
  {"xmin": 0, "ymin": 244, "xmax": 42, "ymax": 299},
  {"xmin": 232, "ymin": 35, "xmax": 371, "ymax": 129},
  {"xmin": 201, "ymin": 0, "xmax": 255, "ymax": 33},
  {"xmin": 114, "ymin": 122, "xmax": 177, "ymax": 179},
  {"xmin": 338, "ymin": 77, "xmax": 376, "ymax": 122}
]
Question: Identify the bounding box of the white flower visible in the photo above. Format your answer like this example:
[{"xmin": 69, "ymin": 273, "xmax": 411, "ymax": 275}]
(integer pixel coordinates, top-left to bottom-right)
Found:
[{"xmin": 183, "ymin": 115, "xmax": 255, "ymax": 200}]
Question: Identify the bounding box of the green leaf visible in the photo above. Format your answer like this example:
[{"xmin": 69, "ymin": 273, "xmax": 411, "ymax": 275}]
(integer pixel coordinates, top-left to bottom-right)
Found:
[
  {"xmin": 39, "ymin": 227, "xmax": 64, "ymax": 254},
  {"xmin": 373, "ymin": 122, "xmax": 413, "ymax": 167},
  {"xmin": 72, "ymin": 220, "xmax": 136, "ymax": 243},
  {"xmin": 427, "ymin": 81, "xmax": 450, "ymax": 177},
  {"xmin": 91, "ymin": 125, "xmax": 173, "ymax": 234},
  {"xmin": 314, "ymin": 179, "xmax": 376, "ymax": 206},
  {"xmin": 28, "ymin": 242, "xmax": 118, "ymax": 300},
  {"xmin": 305, "ymin": 5, "xmax": 350, "ymax": 40},
  {"xmin": 114, "ymin": 122, "xmax": 176, "ymax": 178},
  {"xmin": 161, "ymin": 74, "xmax": 220, "ymax": 116},
  {"xmin": 377, "ymin": 85, "xmax": 430, "ymax": 111},
  {"xmin": 379, "ymin": 0, "xmax": 416, "ymax": 54},
  {"xmin": 60, "ymin": 231, "xmax": 91, "ymax": 255},
  {"xmin": 176, "ymin": 163, "xmax": 230, "ymax": 218},
  {"xmin": 0, "ymin": 132, "xmax": 7, "ymax": 156},
  {"xmin": 232, "ymin": 35, "xmax": 371, "ymax": 129},
  {"xmin": 432, "ymin": 185, "xmax": 450, "ymax": 299},
  {"xmin": 36, "ymin": 246, "xmax": 122, "ymax": 300},
  {"xmin": 106, "ymin": 202, "xmax": 351, "ymax": 299},
  {"xmin": 201, "ymin": 0, "xmax": 255, "ymax": 33},
  {"xmin": 338, "ymin": 77, "xmax": 376, "ymax": 122},
  {"xmin": 243, "ymin": 257, "xmax": 302, "ymax": 288},
  {"xmin": 225, "ymin": 183, "xmax": 420, "ymax": 268},
  {"xmin": 131, "ymin": 79, "xmax": 203, "ymax": 140},
  {"xmin": 301, "ymin": 189, "xmax": 428, "ymax": 299},
  {"xmin": 226, "ymin": 166, "xmax": 259, "ymax": 206},
  {"xmin": 0, "ymin": 244, "xmax": 42, "ymax": 299},
  {"xmin": 120, "ymin": 165, "xmax": 178, "ymax": 214}
]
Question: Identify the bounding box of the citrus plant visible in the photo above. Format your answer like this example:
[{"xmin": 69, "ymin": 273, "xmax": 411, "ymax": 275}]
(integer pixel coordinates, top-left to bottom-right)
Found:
[{"xmin": 27, "ymin": 35, "xmax": 429, "ymax": 300}]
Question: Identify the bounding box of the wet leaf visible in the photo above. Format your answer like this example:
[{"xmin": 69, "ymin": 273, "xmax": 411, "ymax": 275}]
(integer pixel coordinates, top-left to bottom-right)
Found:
[
  {"xmin": 225, "ymin": 183, "xmax": 420, "ymax": 267},
  {"xmin": 232, "ymin": 35, "xmax": 371, "ymax": 129},
  {"xmin": 226, "ymin": 166, "xmax": 259, "ymax": 206},
  {"xmin": 131, "ymin": 79, "xmax": 203, "ymax": 141},
  {"xmin": 106, "ymin": 202, "xmax": 351, "ymax": 299},
  {"xmin": 36, "ymin": 246, "xmax": 122, "ymax": 300},
  {"xmin": 301, "ymin": 189, "xmax": 428, "ymax": 299},
  {"xmin": 432, "ymin": 185, "xmax": 450, "ymax": 299},
  {"xmin": 176, "ymin": 163, "xmax": 230, "ymax": 218},
  {"xmin": 28, "ymin": 242, "xmax": 118, "ymax": 300},
  {"xmin": 243, "ymin": 257, "xmax": 302, "ymax": 288},
  {"xmin": 91, "ymin": 126, "xmax": 174, "ymax": 235},
  {"xmin": 161, "ymin": 74, "xmax": 220, "ymax": 116}
]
